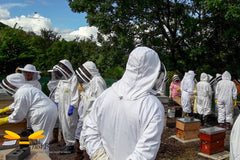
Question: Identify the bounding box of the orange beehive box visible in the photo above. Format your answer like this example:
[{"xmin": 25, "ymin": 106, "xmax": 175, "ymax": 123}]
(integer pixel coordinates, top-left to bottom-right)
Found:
[
  {"xmin": 176, "ymin": 117, "xmax": 200, "ymax": 140},
  {"xmin": 199, "ymin": 126, "xmax": 226, "ymax": 155},
  {"xmin": 176, "ymin": 117, "xmax": 201, "ymax": 131},
  {"xmin": 176, "ymin": 128, "xmax": 199, "ymax": 140}
]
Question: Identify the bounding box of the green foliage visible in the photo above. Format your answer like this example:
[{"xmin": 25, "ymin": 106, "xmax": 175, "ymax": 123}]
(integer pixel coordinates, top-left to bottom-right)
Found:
[
  {"xmin": 103, "ymin": 66, "xmax": 124, "ymax": 80},
  {"xmin": 68, "ymin": 0, "xmax": 240, "ymax": 78}
]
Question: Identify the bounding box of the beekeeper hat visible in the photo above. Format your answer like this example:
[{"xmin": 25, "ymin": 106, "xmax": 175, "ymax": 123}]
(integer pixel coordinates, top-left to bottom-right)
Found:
[{"xmin": 19, "ymin": 64, "xmax": 41, "ymax": 73}]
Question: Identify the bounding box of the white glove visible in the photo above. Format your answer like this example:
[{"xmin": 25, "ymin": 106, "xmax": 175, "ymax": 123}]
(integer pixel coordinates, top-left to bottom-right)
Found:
[{"xmin": 91, "ymin": 148, "xmax": 109, "ymax": 160}]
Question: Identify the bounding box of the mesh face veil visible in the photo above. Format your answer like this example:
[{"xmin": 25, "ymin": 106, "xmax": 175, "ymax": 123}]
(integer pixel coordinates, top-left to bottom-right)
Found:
[
  {"xmin": 53, "ymin": 62, "xmax": 73, "ymax": 80},
  {"xmin": 153, "ymin": 62, "xmax": 167, "ymax": 91},
  {"xmin": 75, "ymin": 65, "xmax": 92, "ymax": 84},
  {"xmin": 0, "ymin": 79, "xmax": 18, "ymax": 96}
]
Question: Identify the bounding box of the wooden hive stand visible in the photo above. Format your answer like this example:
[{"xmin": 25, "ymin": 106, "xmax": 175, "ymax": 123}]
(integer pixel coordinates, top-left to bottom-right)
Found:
[
  {"xmin": 199, "ymin": 126, "xmax": 226, "ymax": 155},
  {"xmin": 176, "ymin": 117, "xmax": 200, "ymax": 140}
]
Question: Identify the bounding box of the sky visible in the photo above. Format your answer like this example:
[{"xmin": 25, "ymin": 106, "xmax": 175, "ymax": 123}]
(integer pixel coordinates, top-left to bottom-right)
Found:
[{"xmin": 0, "ymin": 0, "xmax": 99, "ymax": 42}]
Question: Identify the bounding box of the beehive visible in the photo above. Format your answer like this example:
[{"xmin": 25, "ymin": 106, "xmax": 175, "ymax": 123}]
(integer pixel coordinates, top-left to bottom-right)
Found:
[
  {"xmin": 199, "ymin": 126, "xmax": 226, "ymax": 155},
  {"xmin": 176, "ymin": 117, "xmax": 200, "ymax": 140}
]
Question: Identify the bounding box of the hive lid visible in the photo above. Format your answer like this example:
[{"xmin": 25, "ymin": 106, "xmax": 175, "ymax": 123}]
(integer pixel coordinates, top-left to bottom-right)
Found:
[
  {"xmin": 200, "ymin": 126, "xmax": 226, "ymax": 134},
  {"xmin": 177, "ymin": 117, "xmax": 200, "ymax": 123}
]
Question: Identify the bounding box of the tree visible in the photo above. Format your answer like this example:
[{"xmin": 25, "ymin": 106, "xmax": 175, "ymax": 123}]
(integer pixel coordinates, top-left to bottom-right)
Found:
[{"xmin": 68, "ymin": 0, "xmax": 240, "ymax": 78}]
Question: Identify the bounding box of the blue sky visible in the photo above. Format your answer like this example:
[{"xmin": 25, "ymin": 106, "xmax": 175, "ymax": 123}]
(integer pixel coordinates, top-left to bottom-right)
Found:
[{"xmin": 0, "ymin": 0, "xmax": 99, "ymax": 41}]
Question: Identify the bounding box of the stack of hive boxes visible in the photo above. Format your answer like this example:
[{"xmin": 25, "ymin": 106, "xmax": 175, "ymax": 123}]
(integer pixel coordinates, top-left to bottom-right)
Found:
[
  {"xmin": 176, "ymin": 117, "xmax": 200, "ymax": 140},
  {"xmin": 199, "ymin": 126, "xmax": 226, "ymax": 155}
]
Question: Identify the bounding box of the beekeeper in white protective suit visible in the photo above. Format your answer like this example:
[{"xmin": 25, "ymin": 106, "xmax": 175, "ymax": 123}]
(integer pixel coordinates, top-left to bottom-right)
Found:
[
  {"xmin": 230, "ymin": 114, "xmax": 240, "ymax": 160},
  {"xmin": 213, "ymin": 73, "xmax": 222, "ymax": 117},
  {"xmin": 215, "ymin": 71, "xmax": 237, "ymax": 129},
  {"xmin": 54, "ymin": 59, "xmax": 80, "ymax": 154},
  {"xmin": 83, "ymin": 47, "xmax": 165, "ymax": 160},
  {"xmin": 18, "ymin": 64, "xmax": 42, "ymax": 90},
  {"xmin": 181, "ymin": 70, "xmax": 196, "ymax": 116},
  {"xmin": 0, "ymin": 73, "xmax": 57, "ymax": 154},
  {"xmin": 75, "ymin": 61, "xmax": 107, "ymax": 160},
  {"xmin": 196, "ymin": 73, "xmax": 212, "ymax": 126}
]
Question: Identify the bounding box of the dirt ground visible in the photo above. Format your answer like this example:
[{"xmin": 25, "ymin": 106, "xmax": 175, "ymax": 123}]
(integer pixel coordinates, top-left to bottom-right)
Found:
[{"xmin": 49, "ymin": 119, "xmax": 231, "ymax": 160}]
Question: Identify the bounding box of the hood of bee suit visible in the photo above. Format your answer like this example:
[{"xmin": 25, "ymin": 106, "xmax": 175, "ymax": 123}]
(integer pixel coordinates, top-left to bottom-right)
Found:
[
  {"xmin": 200, "ymin": 73, "xmax": 209, "ymax": 82},
  {"xmin": 53, "ymin": 59, "xmax": 74, "ymax": 79},
  {"xmin": 83, "ymin": 61, "xmax": 100, "ymax": 77},
  {"xmin": 0, "ymin": 73, "xmax": 26, "ymax": 96},
  {"xmin": 111, "ymin": 46, "xmax": 161, "ymax": 100},
  {"xmin": 222, "ymin": 71, "xmax": 231, "ymax": 81}
]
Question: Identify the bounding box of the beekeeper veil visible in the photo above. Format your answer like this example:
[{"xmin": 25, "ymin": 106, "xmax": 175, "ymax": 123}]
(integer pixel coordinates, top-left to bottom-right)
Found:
[
  {"xmin": 0, "ymin": 73, "xmax": 26, "ymax": 96},
  {"xmin": 75, "ymin": 62, "xmax": 94, "ymax": 85},
  {"xmin": 53, "ymin": 59, "xmax": 74, "ymax": 80},
  {"xmin": 18, "ymin": 64, "xmax": 41, "ymax": 81},
  {"xmin": 153, "ymin": 62, "xmax": 167, "ymax": 92}
]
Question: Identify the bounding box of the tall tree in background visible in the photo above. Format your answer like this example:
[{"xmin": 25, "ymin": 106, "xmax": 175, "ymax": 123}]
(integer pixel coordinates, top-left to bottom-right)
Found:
[{"xmin": 68, "ymin": 0, "xmax": 240, "ymax": 77}]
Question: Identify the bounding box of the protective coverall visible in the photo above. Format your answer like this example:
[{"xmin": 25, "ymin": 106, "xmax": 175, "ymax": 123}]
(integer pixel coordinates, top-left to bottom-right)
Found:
[
  {"xmin": 0, "ymin": 73, "xmax": 57, "ymax": 153},
  {"xmin": 215, "ymin": 71, "xmax": 237, "ymax": 124},
  {"xmin": 54, "ymin": 59, "xmax": 80, "ymax": 147},
  {"xmin": 75, "ymin": 61, "xmax": 107, "ymax": 148},
  {"xmin": 84, "ymin": 47, "xmax": 165, "ymax": 160},
  {"xmin": 196, "ymin": 73, "xmax": 212, "ymax": 125},
  {"xmin": 230, "ymin": 114, "xmax": 240, "ymax": 160},
  {"xmin": 196, "ymin": 73, "xmax": 212, "ymax": 115},
  {"xmin": 169, "ymin": 74, "xmax": 181, "ymax": 101},
  {"xmin": 181, "ymin": 70, "xmax": 195, "ymax": 114},
  {"xmin": 75, "ymin": 61, "xmax": 107, "ymax": 159}
]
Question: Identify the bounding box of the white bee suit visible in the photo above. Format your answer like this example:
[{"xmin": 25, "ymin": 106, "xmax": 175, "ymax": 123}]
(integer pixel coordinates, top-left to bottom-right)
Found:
[
  {"xmin": 5, "ymin": 74, "xmax": 57, "ymax": 153},
  {"xmin": 55, "ymin": 60, "xmax": 80, "ymax": 146},
  {"xmin": 84, "ymin": 47, "xmax": 165, "ymax": 160},
  {"xmin": 230, "ymin": 115, "xmax": 240, "ymax": 160},
  {"xmin": 215, "ymin": 71, "xmax": 237, "ymax": 124},
  {"xmin": 181, "ymin": 71, "xmax": 195, "ymax": 113},
  {"xmin": 196, "ymin": 73, "xmax": 212, "ymax": 116},
  {"xmin": 76, "ymin": 61, "xmax": 107, "ymax": 149}
]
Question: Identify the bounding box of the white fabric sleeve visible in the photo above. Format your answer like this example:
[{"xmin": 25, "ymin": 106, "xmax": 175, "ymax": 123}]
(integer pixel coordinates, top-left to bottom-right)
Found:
[
  {"xmin": 232, "ymin": 82, "xmax": 237, "ymax": 100},
  {"xmin": 54, "ymin": 82, "xmax": 60, "ymax": 103},
  {"xmin": 126, "ymin": 113, "xmax": 164, "ymax": 160},
  {"xmin": 84, "ymin": 100, "xmax": 103, "ymax": 156},
  {"xmin": 8, "ymin": 95, "xmax": 29, "ymax": 123},
  {"xmin": 70, "ymin": 75, "xmax": 80, "ymax": 108}
]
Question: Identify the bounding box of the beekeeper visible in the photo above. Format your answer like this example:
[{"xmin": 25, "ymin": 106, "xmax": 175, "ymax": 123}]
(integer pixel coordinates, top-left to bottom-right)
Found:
[
  {"xmin": 75, "ymin": 61, "xmax": 107, "ymax": 160},
  {"xmin": 181, "ymin": 70, "xmax": 196, "ymax": 116},
  {"xmin": 83, "ymin": 47, "xmax": 165, "ymax": 160},
  {"xmin": 0, "ymin": 73, "xmax": 57, "ymax": 153},
  {"xmin": 54, "ymin": 59, "xmax": 80, "ymax": 154},
  {"xmin": 215, "ymin": 71, "xmax": 237, "ymax": 129},
  {"xmin": 18, "ymin": 64, "xmax": 42, "ymax": 90},
  {"xmin": 230, "ymin": 114, "xmax": 240, "ymax": 160},
  {"xmin": 169, "ymin": 74, "xmax": 181, "ymax": 101},
  {"xmin": 196, "ymin": 73, "xmax": 212, "ymax": 126}
]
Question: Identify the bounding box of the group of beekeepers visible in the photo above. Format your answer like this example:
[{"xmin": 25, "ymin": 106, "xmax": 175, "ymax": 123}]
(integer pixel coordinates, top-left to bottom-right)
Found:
[
  {"xmin": 0, "ymin": 46, "xmax": 239, "ymax": 160},
  {"xmin": 168, "ymin": 70, "xmax": 240, "ymax": 159}
]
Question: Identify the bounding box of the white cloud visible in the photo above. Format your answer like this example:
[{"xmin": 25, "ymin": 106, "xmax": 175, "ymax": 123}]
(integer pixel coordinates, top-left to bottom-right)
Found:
[
  {"xmin": 0, "ymin": 13, "xmax": 53, "ymax": 35},
  {"xmin": 61, "ymin": 26, "xmax": 99, "ymax": 41},
  {"xmin": 0, "ymin": 11, "xmax": 100, "ymax": 43}
]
